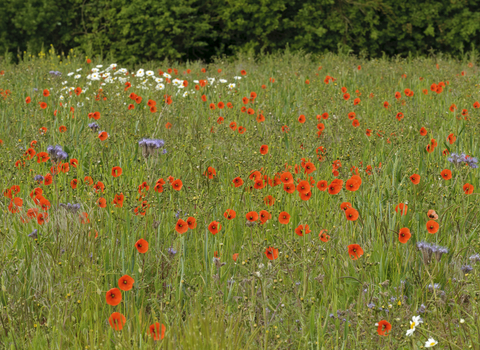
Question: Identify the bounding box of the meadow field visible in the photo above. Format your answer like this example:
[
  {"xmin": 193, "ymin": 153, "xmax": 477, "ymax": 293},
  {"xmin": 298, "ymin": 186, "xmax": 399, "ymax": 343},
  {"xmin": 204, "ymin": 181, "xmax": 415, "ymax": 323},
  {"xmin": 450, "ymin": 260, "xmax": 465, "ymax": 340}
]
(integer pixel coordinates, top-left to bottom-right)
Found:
[{"xmin": 0, "ymin": 48, "xmax": 479, "ymax": 349}]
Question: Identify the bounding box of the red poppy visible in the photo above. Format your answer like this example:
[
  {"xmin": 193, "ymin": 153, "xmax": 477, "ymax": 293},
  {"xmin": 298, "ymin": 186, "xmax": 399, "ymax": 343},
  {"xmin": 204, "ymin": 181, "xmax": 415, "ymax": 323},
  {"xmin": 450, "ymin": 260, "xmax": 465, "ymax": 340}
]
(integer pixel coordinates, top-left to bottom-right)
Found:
[
  {"xmin": 297, "ymin": 180, "xmax": 311, "ymax": 194},
  {"xmin": 398, "ymin": 228, "xmax": 411, "ymax": 243},
  {"xmin": 70, "ymin": 179, "xmax": 78, "ymax": 189},
  {"xmin": 109, "ymin": 312, "xmax": 126, "ymax": 331},
  {"xmin": 69, "ymin": 158, "xmax": 78, "ymax": 168},
  {"xmin": 165, "ymin": 122, "xmax": 172, "ymax": 129},
  {"xmin": 238, "ymin": 126, "xmax": 246, "ymax": 134},
  {"xmin": 317, "ymin": 180, "xmax": 328, "ymax": 191},
  {"xmin": 39, "ymin": 102, "xmax": 47, "ymax": 109},
  {"xmin": 25, "ymin": 96, "xmax": 31, "ymax": 104},
  {"xmin": 353, "ymin": 98, "xmax": 360, "ymax": 105},
  {"xmin": 186, "ymin": 217, "xmax": 197, "ymax": 229},
  {"xmin": 340, "ymin": 202, "xmax": 351, "ymax": 211},
  {"xmin": 426, "ymin": 220, "xmax": 439, "ymax": 234},
  {"xmin": 118, "ymin": 275, "xmax": 135, "ymax": 291},
  {"xmin": 98, "ymin": 132, "xmax": 108, "ymax": 141},
  {"xmin": 171, "ymin": 179, "xmax": 183, "ymax": 191},
  {"xmin": 343, "ymin": 93, "xmax": 350, "ymax": 100},
  {"xmin": 260, "ymin": 145, "xmax": 268, "ymax": 155},
  {"xmin": 463, "ymin": 183, "xmax": 474, "ymax": 195},
  {"xmin": 97, "ymin": 197, "xmax": 107, "ymax": 208},
  {"xmin": 259, "ymin": 210, "xmax": 271, "ymax": 224},
  {"xmin": 345, "ymin": 208, "xmax": 359, "ymax": 221},
  {"xmin": 112, "ymin": 193, "xmax": 124, "ymax": 208},
  {"xmin": 440, "ymin": 169, "xmax": 452, "ymax": 180},
  {"xmin": 278, "ymin": 211, "xmax": 290, "ymax": 224},
  {"xmin": 264, "ymin": 195, "xmax": 275, "ymax": 206},
  {"xmin": 111, "ymin": 166, "xmax": 122, "ymax": 177},
  {"xmin": 208, "ymin": 221, "xmax": 221, "ymax": 235},
  {"xmin": 383, "ymin": 101, "xmax": 389, "ymax": 108},
  {"xmin": 128, "ymin": 104, "xmax": 135, "ymax": 110},
  {"xmin": 246, "ymin": 211, "xmax": 258, "ymax": 222},
  {"xmin": 175, "ymin": 219, "xmax": 188, "ymax": 234},
  {"xmin": 149, "ymin": 323, "xmax": 166, "ymax": 341},
  {"xmin": 224, "ymin": 209, "xmax": 236, "ymax": 220},
  {"xmin": 298, "ymin": 115, "xmax": 306, "ymax": 123},
  {"xmin": 473, "ymin": 101, "xmax": 480, "ymax": 109},
  {"xmin": 409, "ymin": 174, "xmax": 420, "ymax": 185},
  {"xmin": 205, "ymin": 166, "xmax": 216, "ymax": 179},
  {"xmin": 295, "ymin": 224, "xmax": 311, "ymax": 236},
  {"xmin": 232, "ymin": 253, "xmax": 239, "ymax": 262},
  {"xmin": 232, "ymin": 177, "xmax": 243, "ymax": 187},
  {"xmin": 395, "ymin": 203, "xmax": 408, "ymax": 216},
  {"xmin": 135, "ymin": 239, "xmax": 149, "ymax": 253},
  {"xmin": 319, "ymin": 229, "xmax": 330, "ymax": 242},
  {"xmin": 447, "ymin": 133, "xmax": 456, "ymax": 144},
  {"xmin": 328, "ymin": 179, "xmax": 343, "ymax": 195},
  {"xmin": 348, "ymin": 244, "xmax": 364, "ymax": 260},
  {"xmin": 105, "ymin": 288, "xmax": 122, "ymax": 306},
  {"xmin": 265, "ymin": 247, "xmax": 279, "ymax": 260},
  {"xmin": 377, "ymin": 320, "xmax": 391, "ymax": 336}
]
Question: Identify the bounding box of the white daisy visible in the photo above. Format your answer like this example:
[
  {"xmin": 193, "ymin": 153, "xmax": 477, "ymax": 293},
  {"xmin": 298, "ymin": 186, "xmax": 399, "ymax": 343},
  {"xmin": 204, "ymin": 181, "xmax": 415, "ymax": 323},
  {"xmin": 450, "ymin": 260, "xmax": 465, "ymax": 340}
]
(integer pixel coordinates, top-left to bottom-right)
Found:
[
  {"xmin": 163, "ymin": 73, "xmax": 171, "ymax": 79},
  {"xmin": 406, "ymin": 328, "xmax": 415, "ymax": 337},
  {"xmin": 67, "ymin": 72, "xmax": 74, "ymax": 77},
  {"xmin": 76, "ymin": 68, "xmax": 82, "ymax": 72},
  {"xmin": 425, "ymin": 338, "xmax": 437, "ymax": 347},
  {"xmin": 193, "ymin": 80, "xmax": 199, "ymax": 83},
  {"xmin": 74, "ymin": 74, "xmax": 81, "ymax": 79},
  {"xmin": 155, "ymin": 77, "xmax": 163, "ymax": 83},
  {"xmin": 146, "ymin": 70, "xmax": 154, "ymax": 76},
  {"xmin": 219, "ymin": 79, "xmax": 227, "ymax": 83},
  {"xmin": 233, "ymin": 76, "xmax": 242, "ymax": 80},
  {"xmin": 155, "ymin": 84, "xmax": 165, "ymax": 90},
  {"xmin": 59, "ymin": 95, "xmax": 64, "ymax": 100},
  {"xmin": 136, "ymin": 69, "xmax": 145, "ymax": 77},
  {"xmin": 109, "ymin": 63, "xmax": 117, "ymax": 69},
  {"xmin": 90, "ymin": 73, "xmax": 100, "ymax": 81},
  {"xmin": 91, "ymin": 68, "xmax": 99, "ymax": 73},
  {"xmin": 207, "ymin": 77, "xmax": 215, "ymax": 84},
  {"xmin": 96, "ymin": 65, "xmax": 103, "ymax": 68},
  {"xmin": 183, "ymin": 91, "xmax": 189, "ymax": 97},
  {"xmin": 228, "ymin": 83, "xmax": 236, "ymax": 89}
]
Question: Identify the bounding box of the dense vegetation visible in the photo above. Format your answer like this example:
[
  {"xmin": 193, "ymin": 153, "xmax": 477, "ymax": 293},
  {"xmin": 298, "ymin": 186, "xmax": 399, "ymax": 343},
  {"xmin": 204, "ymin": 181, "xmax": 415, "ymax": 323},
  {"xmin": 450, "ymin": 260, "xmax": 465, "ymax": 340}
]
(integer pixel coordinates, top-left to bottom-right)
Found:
[
  {"xmin": 2, "ymin": 0, "xmax": 480, "ymax": 64},
  {"xmin": 0, "ymin": 49, "xmax": 479, "ymax": 349}
]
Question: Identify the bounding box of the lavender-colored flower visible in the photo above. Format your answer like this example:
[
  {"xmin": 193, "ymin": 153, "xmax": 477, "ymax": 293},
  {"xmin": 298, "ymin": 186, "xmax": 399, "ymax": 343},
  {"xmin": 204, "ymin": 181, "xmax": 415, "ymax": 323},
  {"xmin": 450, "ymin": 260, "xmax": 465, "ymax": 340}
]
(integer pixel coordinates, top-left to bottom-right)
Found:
[
  {"xmin": 33, "ymin": 88, "xmax": 39, "ymax": 92},
  {"xmin": 59, "ymin": 203, "xmax": 81, "ymax": 213},
  {"xmin": 465, "ymin": 156, "xmax": 478, "ymax": 169},
  {"xmin": 168, "ymin": 247, "xmax": 177, "ymax": 256},
  {"xmin": 329, "ymin": 313, "xmax": 335, "ymax": 318},
  {"xmin": 162, "ymin": 149, "xmax": 167, "ymax": 154},
  {"xmin": 88, "ymin": 122, "xmax": 99, "ymax": 132},
  {"xmin": 28, "ymin": 229, "xmax": 38, "ymax": 239},
  {"xmin": 34, "ymin": 175, "xmax": 44, "ymax": 182},
  {"xmin": 175, "ymin": 210, "xmax": 181, "ymax": 218},
  {"xmin": 418, "ymin": 304, "xmax": 426, "ymax": 313},
  {"xmin": 447, "ymin": 153, "xmax": 467, "ymax": 167},
  {"xmin": 47, "ymin": 145, "xmax": 68, "ymax": 163},
  {"xmin": 461, "ymin": 265, "xmax": 473, "ymax": 274},
  {"xmin": 469, "ymin": 253, "xmax": 480, "ymax": 263},
  {"xmin": 367, "ymin": 303, "xmax": 375, "ymax": 309},
  {"xmin": 49, "ymin": 70, "xmax": 62, "ymax": 76},
  {"xmin": 138, "ymin": 138, "xmax": 165, "ymax": 158}
]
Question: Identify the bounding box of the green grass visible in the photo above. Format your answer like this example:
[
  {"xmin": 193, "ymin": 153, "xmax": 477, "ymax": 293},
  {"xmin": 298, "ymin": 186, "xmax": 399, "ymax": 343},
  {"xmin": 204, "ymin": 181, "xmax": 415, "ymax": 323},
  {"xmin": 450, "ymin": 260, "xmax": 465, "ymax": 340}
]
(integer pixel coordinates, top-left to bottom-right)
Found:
[{"xmin": 0, "ymin": 47, "xmax": 479, "ymax": 349}]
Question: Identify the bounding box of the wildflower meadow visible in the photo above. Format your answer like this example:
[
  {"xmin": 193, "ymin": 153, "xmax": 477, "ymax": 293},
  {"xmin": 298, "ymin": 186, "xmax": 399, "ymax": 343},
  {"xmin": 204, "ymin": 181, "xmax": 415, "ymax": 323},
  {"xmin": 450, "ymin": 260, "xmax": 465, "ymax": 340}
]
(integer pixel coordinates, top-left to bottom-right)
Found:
[{"xmin": 0, "ymin": 48, "xmax": 480, "ymax": 349}]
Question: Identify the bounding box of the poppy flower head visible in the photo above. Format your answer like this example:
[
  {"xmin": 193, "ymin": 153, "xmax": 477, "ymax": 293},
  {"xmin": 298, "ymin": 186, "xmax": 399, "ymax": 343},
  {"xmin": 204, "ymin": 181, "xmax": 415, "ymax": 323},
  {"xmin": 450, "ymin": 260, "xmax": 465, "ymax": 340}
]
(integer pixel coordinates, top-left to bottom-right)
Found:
[
  {"xmin": 463, "ymin": 183, "xmax": 474, "ymax": 195},
  {"xmin": 149, "ymin": 323, "xmax": 166, "ymax": 341},
  {"xmin": 427, "ymin": 210, "xmax": 438, "ymax": 220},
  {"xmin": 328, "ymin": 179, "xmax": 343, "ymax": 195},
  {"xmin": 426, "ymin": 220, "xmax": 439, "ymax": 234},
  {"xmin": 175, "ymin": 219, "xmax": 189, "ymax": 234},
  {"xmin": 440, "ymin": 169, "xmax": 452, "ymax": 180},
  {"xmin": 135, "ymin": 238, "xmax": 149, "ymax": 253},
  {"xmin": 348, "ymin": 244, "xmax": 364, "ymax": 260},
  {"xmin": 409, "ymin": 174, "xmax": 420, "ymax": 185},
  {"xmin": 265, "ymin": 247, "xmax": 279, "ymax": 260},
  {"xmin": 340, "ymin": 202, "xmax": 351, "ymax": 211},
  {"xmin": 246, "ymin": 211, "xmax": 258, "ymax": 222},
  {"xmin": 317, "ymin": 180, "xmax": 328, "ymax": 191},
  {"xmin": 345, "ymin": 177, "xmax": 361, "ymax": 192},
  {"xmin": 319, "ymin": 229, "xmax": 330, "ymax": 242},
  {"xmin": 345, "ymin": 208, "xmax": 359, "ymax": 221},
  {"xmin": 377, "ymin": 320, "xmax": 391, "ymax": 336},
  {"xmin": 260, "ymin": 145, "xmax": 269, "ymax": 155},
  {"xmin": 118, "ymin": 275, "xmax": 135, "ymax": 291},
  {"xmin": 297, "ymin": 180, "xmax": 311, "ymax": 194},
  {"xmin": 232, "ymin": 177, "xmax": 244, "ymax": 187},
  {"xmin": 112, "ymin": 166, "xmax": 122, "ymax": 177},
  {"xmin": 205, "ymin": 166, "xmax": 217, "ymax": 179},
  {"xmin": 264, "ymin": 195, "xmax": 275, "ymax": 206},
  {"xmin": 280, "ymin": 172, "xmax": 294, "ymax": 184},
  {"xmin": 171, "ymin": 179, "xmax": 183, "ymax": 191},
  {"xmin": 278, "ymin": 211, "xmax": 290, "ymax": 224},
  {"xmin": 224, "ymin": 209, "xmax": 236, "ymax": 220},
  {"xmin": 106, "ymin": 288, "xmax": 122, "ymax": 306},
  {"xmin": 98, "ymin": 131, "xmax": 109, "ymax": 141},
  {"xmin": 295, "ymin": 224, "xmax": 311, "ymax": 236},
  {"xmin": 232, "ymin": 253, "xmax": 239, "ymax": 262},
  {"xmin": 208, "ymin": 221, "xmax": 221, "ymax": 235},
  {"xmin": 298, "ymin": 115, "xmax": 306, "ymax": 123},
  {"xmin": 109, "ymin": 312, "xmax": 126, "ymax": 331},
  {"xmin": 395, "ymin": 203, "xmax": 408, "ymax": 216},
  {"xmin": 186, "ymin": 217, "xmax": 197, "ymax": 229},
  {"xmin": 398, "ymin": 228, "xmax": 411, "ymax": 244},
  {"xmin": 259, "ymin": 210, "xmax": 271, "ymax": 224}
]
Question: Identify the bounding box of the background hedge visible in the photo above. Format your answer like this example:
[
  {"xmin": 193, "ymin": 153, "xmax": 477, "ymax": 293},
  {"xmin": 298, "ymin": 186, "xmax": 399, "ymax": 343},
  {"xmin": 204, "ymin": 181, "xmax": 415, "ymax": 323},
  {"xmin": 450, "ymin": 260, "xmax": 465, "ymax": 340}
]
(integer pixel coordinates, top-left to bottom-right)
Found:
[{"xmin": 1, "ymin": 0, "xmax": 480, "ymax": 63}]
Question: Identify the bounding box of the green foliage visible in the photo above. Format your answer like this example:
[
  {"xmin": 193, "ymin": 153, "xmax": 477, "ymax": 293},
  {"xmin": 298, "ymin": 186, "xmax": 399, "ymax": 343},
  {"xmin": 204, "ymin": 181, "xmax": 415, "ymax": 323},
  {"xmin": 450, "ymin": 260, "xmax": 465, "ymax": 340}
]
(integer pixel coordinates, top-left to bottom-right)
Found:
[{"xmin": 1, "ymin": 0, "xmax": 480, "ymax": 63}]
